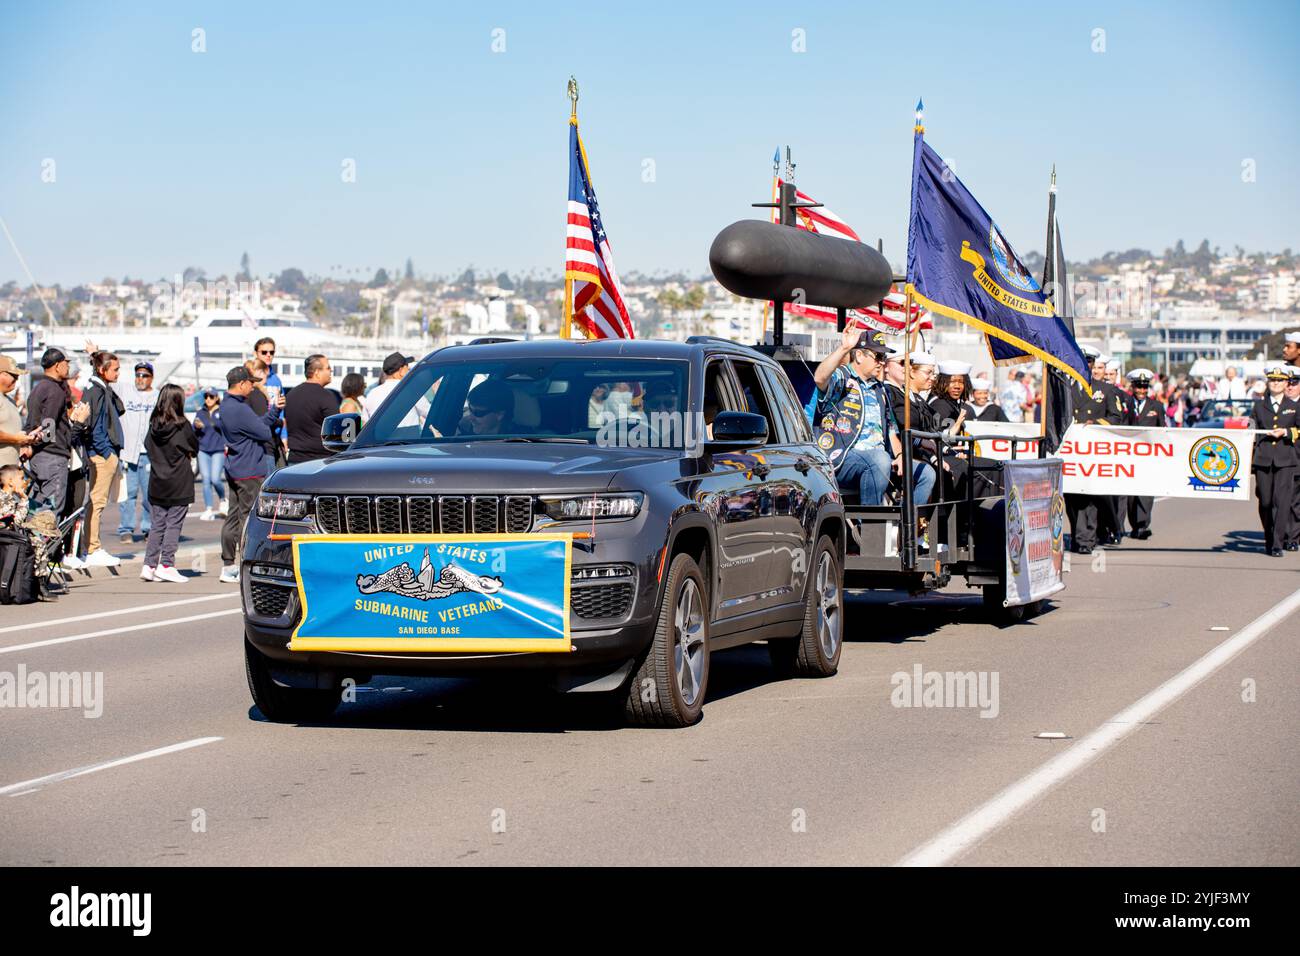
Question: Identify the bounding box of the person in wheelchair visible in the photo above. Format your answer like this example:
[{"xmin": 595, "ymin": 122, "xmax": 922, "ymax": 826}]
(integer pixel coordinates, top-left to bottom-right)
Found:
[
  {"xmin": 810, "ymin": 329, "xmax": 935, "ymax": 507},
  {"xmin": 0, "ymin": 463, "xmax": 57, "ymax": 589}
]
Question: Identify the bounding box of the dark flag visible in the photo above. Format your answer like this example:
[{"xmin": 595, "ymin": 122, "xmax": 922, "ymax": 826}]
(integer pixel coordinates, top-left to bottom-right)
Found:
[
  {"xmin": 1042, "ymin": 215, "xmax": 1077, "ymax": 452},
  {"xmin": 1037, "ymin": 167, "xmax": 1077, "ymax": 453},
  {"xmin": 906, "ymin": 133, "xmax": 1090, "ymax": 392}
]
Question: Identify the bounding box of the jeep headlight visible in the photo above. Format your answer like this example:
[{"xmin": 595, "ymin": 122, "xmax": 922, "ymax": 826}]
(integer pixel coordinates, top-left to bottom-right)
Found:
[
  {"xmin": 256, "ymin": 492, "xmax": 311, "ymax": 521},
  {"xmin": 540, "ymin": 493, "xmax": 643, "ymax": 521}
]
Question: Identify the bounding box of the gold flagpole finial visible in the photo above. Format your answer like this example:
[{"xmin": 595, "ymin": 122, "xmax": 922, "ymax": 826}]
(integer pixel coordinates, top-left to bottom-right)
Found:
[{"xmin": 567, "ymin": 76, "xmax": 579, "ymax": 121}]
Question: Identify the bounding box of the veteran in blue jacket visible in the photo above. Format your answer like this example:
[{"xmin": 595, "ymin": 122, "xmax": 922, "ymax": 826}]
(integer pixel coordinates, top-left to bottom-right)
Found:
[{"xmin": 219, "ymin": 365, "xmax": 285, "ymax": 584}]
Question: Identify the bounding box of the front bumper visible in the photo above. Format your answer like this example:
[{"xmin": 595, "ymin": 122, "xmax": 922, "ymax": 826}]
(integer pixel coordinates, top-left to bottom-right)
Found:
[{"xmin": 240, "ymin": 513, "xmax": 664, "ymax": 685}]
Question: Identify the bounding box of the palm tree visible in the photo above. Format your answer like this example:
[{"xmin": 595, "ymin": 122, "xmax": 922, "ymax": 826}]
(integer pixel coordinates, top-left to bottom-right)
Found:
[
  {"xmin": 657, "ymin": 289, "xmax": 683, "ymax": 336},
  {"xmin": 683, "ymin": 285, "xmax": 706, "ymax": 337}
]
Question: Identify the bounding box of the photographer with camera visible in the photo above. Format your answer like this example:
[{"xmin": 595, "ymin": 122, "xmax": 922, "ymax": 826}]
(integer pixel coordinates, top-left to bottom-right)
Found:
[{"xmin": 0, "ymin": 356, "xmax": 42, "ymax": 468}]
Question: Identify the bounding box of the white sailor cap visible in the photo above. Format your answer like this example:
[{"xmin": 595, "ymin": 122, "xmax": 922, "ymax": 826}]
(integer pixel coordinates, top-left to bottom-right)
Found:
[
  {"xmin": 1264, "ymin": 363, "xmax": 1292, "ymax": 381},
  {"xmin": 1285, "ymin": 332, "xmax": 1300, "ymax": 345},
  {"xmin": 908, "ymin": 351, "xmax": 937, "ymax": 366},
  {"xmin": 970, "ymin": 375, "xmax": 992, "ymax": 391},
  {"xmin": 1126, "ymin": 368, "xmax": 1155, "ymax": 384},
  {"xmin": 937, "ymin": 359, "xmax": 972, "ymax": 376},
  {"xmin": 1080, "ymin": 344, "xmax": 1102, "ymax": 359},
  {"xmin": 1285, "ymin": 365, "xmax": 1300, "ymax": 381}
]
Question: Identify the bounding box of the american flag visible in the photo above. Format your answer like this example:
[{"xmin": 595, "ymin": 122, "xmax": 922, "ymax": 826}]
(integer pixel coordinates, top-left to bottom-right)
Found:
[
  {"xmin": 772, "ymin": 180, "xmax": 932, "ymax": 334},
  {"xmin": 565, "ymin": 123, "xmax": 634, "ymax": 339}
]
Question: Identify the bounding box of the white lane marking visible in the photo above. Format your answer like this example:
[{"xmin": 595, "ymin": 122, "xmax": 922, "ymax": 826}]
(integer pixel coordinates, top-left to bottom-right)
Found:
[
  {"xmin": 1, "ymin": 737, "xmax": 223, "ymax": 797},
  {"xmin": 0, "ymin": 593, "xmax": 239, "ymax": 635},
  {"xmin": 897, "ymin": 585, "xmax": 1300, "ymax": 867},
  {"xmin": 0, "ymin": 609, "xmax": 243, "ymax": 656}
]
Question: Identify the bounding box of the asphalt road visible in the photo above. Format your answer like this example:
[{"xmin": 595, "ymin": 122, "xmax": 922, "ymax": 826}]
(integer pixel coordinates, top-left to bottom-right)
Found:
[{"xmin": 1, "ymin": 497, "xmax": 1296, "ymax": 866}]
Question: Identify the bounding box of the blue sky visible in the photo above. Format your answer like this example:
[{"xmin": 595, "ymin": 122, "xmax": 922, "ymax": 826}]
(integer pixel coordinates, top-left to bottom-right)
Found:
[{"xmin": 1, "ymin": 0, "xmax": 1297, "ymax": 286}]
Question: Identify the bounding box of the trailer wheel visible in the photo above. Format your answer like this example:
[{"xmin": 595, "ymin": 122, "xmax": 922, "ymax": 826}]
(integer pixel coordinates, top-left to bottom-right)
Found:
[{"xmin": 982, "ymin": 584, "xmax": 1026, "ymax": 623}]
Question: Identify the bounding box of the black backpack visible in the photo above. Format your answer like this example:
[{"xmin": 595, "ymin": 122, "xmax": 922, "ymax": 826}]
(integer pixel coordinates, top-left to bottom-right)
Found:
[{"xmin": 0, "ymin": 527, "xmax": 38, "ymax": 605}]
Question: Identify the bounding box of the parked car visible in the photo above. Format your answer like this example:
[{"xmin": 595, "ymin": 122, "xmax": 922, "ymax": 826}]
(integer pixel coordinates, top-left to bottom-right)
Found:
[
  {"xmin": 1193, "ymin": 398, "xmax": 1255, "ymax": 429},
  {"xmin": 241, "ymin": 337, "xmax": 846, "ymax": 727}
]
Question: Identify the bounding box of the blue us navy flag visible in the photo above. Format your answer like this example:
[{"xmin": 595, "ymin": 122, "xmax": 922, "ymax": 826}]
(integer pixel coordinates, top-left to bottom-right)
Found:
[{"xmin": 906, "ymin": 135, "xmax": 1090, "ymax": 390}]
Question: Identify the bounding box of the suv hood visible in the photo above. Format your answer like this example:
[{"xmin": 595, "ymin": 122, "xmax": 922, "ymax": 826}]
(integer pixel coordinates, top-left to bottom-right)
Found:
[{"xmin": 264, "ymin": 442, "xmax": 671, "ymax": 495}]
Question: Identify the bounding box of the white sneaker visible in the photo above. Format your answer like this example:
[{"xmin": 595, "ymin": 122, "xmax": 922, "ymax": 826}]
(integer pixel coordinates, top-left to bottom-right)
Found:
[
  {"xmin": 218, "ymin": 499, "xmax": 229, "ymax": 517},
  {"xmin": 61, "ymin": 554, "xmax": 86, "ymax": 571},
  {"xmin": 219, "ymin": 565, "xmax": 240, "ymax": 584},
  {"xmin": 85, "ymin": 549, "xmax": 122, "ymax": 568},
  {"xmin": 140, "ymin": 565, "xmax": 156, "ymax": 582},
  {"xmin": 154, "ymin": 566, "xmax": 188, "ymax": 584},
  {"xmin": 199, "ymin": 509, "xmax": 215, "ymax": 522}
]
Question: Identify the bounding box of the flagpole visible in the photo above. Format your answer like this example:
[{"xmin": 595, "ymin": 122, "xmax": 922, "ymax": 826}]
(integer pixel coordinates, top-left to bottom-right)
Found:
[
  {"xmin": 1034, "ymin": 165, "xmax": 1055, "ymax": 444},
  {"xmin": 760, "ymin": 148, "xmax": 779, "ymax": 341},
  {"xmin": 562, "ymin": 77, "xmax": 579, "ymax": 340},
  {"xmin": 904, "ymin": 99, "xmax": 925, "ymax": 434}
]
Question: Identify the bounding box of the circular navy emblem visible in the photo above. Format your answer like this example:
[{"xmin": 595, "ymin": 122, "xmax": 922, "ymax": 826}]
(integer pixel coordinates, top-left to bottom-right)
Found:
[
  {"xmin": 1189, "ymin": 436, "xmax": 1239, "ymax": 487},
  {"xmin": 1006, "ymin": 484, "xmax": 1025, "ymax": 575},
  {"xmin": 988, "ymin": 223, "xmax": 1041, "ymax": 293}
]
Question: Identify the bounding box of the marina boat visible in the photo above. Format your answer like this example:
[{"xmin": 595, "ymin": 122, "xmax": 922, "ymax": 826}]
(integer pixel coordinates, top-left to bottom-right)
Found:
[{"xmin": 1, "ymin": 288, "xmax": 421, "ymax": 392}]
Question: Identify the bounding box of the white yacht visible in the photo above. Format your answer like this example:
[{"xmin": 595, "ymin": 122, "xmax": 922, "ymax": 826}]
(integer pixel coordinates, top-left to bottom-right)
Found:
[{"xmin": 2, "ymin": 288, "xmax": 418, "ymax": 391}]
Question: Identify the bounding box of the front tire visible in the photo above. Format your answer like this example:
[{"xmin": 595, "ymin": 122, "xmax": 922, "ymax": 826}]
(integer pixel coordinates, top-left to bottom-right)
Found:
[
  {"xmin": 245, "ymin": 638, "xmax": 340, "ymax": 723},
  {"xmin": 770, "ymin": 535, "xmax": 843, "ymax": 678},
  {"xmin": 623, "ymin": 553, "xmax": 709, "ymax": 728}
]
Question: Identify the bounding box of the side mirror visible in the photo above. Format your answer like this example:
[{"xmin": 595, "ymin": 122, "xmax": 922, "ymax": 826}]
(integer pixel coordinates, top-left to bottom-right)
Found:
[
  {"xmin": 321, "ymin": 413, "xmax": 361, "ymax": 453},
  {"xmin": 706, "ymin": 410, "xmax": 768, "ymax": 452}
]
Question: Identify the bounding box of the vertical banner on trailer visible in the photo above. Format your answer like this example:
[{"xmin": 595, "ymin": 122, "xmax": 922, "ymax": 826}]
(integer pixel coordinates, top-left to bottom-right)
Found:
[{"xmin": 1002, "ymin": 458, "xmax": 1067, "ymax": 608}]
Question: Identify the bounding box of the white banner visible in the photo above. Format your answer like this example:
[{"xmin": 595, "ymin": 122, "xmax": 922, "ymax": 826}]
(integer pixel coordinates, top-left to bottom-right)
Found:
[
  {"xmin": 965, "ymin": 421, "xmax": 1043, "ymax": 461},
  {"xmin": 1003, "ymin": 459, "xmax": 1066, "ymax": 608},
  {"xmin": 1057, "ymin": 424, "xmax": 1255, "ymax": 500}
]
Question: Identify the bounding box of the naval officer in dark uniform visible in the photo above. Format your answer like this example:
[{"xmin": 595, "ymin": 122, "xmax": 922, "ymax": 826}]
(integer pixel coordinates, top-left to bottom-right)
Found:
[
  {"xmin": 1285, "ymin": 365, "xmax": 1300, "ymax": 551},
  {"xmin": 1250, "ymin": 364, "xmax": 1300, "ymax": 556},
  {"xmin": 1123, "ymin": 368, "xmax": 1165, "ymax": 539},
  {"xmin": 1093, "ymin": 354, "xmax": 1132, "ymax": 545},
  {"xmin": 966, "ymin": 375, "xmax": 1008, "ymax": 422},
  {"xmin": 1065, "ymin": 346, "xmax": 1106, "ymax": 553},
  {"xmin": 929, "ymin": 360, "xmax": 973, "ymax": 430}
]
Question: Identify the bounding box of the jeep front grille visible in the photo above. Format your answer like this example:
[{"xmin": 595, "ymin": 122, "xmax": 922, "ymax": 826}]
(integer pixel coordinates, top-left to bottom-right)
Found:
[
  {"xmin": 375, "ymin": 496, "xmax": 403, "ymax": 534},
  {"xmin": 314, "ymin": 495, "xmax": 532, "ymax": 535},
  {"xmin": 344, "ymin": 496, "xmax": 372, "ymax": 534},
  {"xmin": 439, "ymin": 496, "xmax": 466, "ymax": 534},
  {"xmin": 472, "ymin": 496, "xmax": 498, "ymax": 533}
]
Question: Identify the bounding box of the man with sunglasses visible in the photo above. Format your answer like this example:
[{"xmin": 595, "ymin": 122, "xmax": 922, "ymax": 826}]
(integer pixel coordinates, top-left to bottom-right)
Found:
[
  {"xmin": 253, "ymin": 337, "xmax": 287, "ymax": 463},
  {"xmin": 456, "ymin": 379, "xmax": 514, "ymax": 436},
  {"xmin": 115, "ymin": 360, "xmax": 159, "ymax": 543}
]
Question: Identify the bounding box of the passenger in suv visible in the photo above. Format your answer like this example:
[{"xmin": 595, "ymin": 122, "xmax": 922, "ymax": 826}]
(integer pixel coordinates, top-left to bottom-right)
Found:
[{"xmin": 241, "ymin": 339, "xmax": 846, "ymax": 727}]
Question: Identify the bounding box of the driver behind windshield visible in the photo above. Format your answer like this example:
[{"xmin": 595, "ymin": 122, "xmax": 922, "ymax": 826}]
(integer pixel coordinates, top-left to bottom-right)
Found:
[
  {"xmin": 642, "ymin": 380, "xmax": 680, "ymax": 416},
  {"xmin": 457, "ymin": 380, "xmax": 515, "ymax": 436}
]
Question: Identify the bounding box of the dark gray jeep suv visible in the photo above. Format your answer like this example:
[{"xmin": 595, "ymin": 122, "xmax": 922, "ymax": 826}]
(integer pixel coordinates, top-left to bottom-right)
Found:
[{"xmin": 242, "ymin": 337, "xmax": 845, "ymax": 727}]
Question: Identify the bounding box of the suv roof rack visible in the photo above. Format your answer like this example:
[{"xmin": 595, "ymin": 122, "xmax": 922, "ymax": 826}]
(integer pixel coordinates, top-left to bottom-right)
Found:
[{"xmin": 465, "ymin": 337, "xmax": 517, "ymax": 345}]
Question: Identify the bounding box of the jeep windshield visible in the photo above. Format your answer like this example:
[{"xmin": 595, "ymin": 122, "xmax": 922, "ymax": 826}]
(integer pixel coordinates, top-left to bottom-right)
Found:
[{"xmin": 358, "ymin": 356, "xmax": 694, "ymax": 449}]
